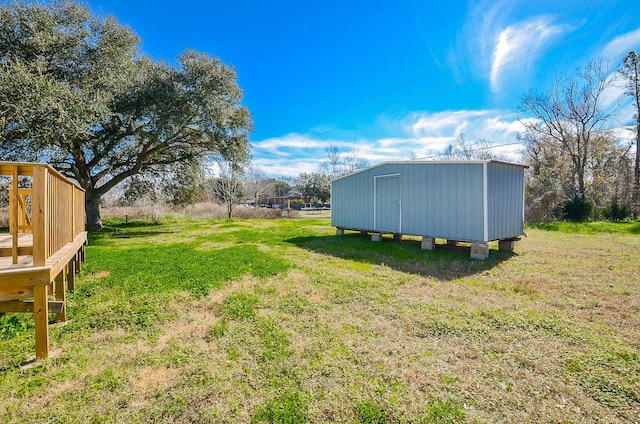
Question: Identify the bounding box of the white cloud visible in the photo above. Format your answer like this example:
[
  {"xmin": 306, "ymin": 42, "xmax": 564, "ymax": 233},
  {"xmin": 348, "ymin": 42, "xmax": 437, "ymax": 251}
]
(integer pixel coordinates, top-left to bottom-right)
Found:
[
  {"xmin": 490, "ymin": 18, "xmax": 566, "ymax": 92},
  {"xmin": 251, "ymin": 157, "xmax": 325, "ymax": 178},
  {"xmin": 453, "ymin": 0, "xmax": 577, "ymax": 93},
  {"xmin": 411, "ymin": 110, "xmax": 488, "ymax": 137},
  {"xmin": 600, "ymin": 79, "xmax": 627, "ymax": 111},
  {"xmin": 252, "ymin": 133, "xmax": 327, "ymax": 155},
  {"xmin": 601, "ymin": 27, "xmax": 640, "ymax": 61},
  {"xmin": 251, "ymin": 109, "xmax": 527, "ymax": 177}
]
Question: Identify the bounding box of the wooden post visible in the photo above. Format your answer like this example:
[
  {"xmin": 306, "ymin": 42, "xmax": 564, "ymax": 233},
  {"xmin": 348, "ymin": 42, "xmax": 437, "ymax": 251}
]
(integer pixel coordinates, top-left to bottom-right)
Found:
[
  {"xmin": 67, "ymin": 261, "xmax": 76, "ymax": 292},
  {"xmin": 54, "ymin": 272, "xmax": 66, "ymax": 323},
  {"xmin": 11, "ymin": 166, "xmax": 18, "ymax": 264},
  {"xmin": 33, "ymin": 284, "xmax": 50, "ymax": 360},
  {"xmin": 76, "ymin": 248, "xmax": 83, "ymax": 272},
  {"xmin": 32, "ymin": 166, "xmax": 48, "ymax": 266}
]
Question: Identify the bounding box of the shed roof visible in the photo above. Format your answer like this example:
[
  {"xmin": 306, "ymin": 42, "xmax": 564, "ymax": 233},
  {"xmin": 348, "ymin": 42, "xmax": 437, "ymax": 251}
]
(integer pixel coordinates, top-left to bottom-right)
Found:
[{"xmin": 331, "ymin": 160, "xmax": 527, "ymax": 182}]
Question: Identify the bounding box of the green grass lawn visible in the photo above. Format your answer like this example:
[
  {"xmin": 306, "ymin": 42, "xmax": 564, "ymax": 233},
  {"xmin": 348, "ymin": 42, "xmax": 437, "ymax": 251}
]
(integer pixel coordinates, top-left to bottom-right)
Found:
[{"xmin": 1, "ymin": 217, "xmax": 639, "ymax": 423}]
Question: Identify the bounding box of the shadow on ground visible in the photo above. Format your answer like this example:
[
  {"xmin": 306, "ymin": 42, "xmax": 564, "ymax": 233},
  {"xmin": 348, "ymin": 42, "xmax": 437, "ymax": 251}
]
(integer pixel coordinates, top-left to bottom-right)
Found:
[
  {"xmin": 88, "ymin": 221, "xmax": 175, "ymax": 246},
  {"xmin": 286, "ymin": 232, "xmax": 515, "ymax": 281}
]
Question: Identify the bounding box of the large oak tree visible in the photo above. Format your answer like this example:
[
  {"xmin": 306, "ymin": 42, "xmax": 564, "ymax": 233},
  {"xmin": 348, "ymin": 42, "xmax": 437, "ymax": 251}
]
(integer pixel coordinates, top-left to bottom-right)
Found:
[{"xmin": 0, "ymin": 1, "xmax": 252, "ymax": 230}]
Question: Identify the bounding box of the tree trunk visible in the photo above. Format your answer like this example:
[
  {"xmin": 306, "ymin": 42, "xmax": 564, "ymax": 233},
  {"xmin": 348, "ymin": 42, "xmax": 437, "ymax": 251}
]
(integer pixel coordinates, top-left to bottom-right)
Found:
[
  {"xmin": 85, "ymin": 191, "xmax": 103, "ymax": 231},
  {"xmin": 634, "ymin": 121, "xmax": 640, "ymax": 218}
]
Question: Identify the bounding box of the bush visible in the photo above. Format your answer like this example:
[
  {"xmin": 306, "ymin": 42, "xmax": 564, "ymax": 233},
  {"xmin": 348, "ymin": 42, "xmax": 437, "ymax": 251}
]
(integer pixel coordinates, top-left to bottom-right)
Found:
[
  {"xmin": 604, "ymin": 198, "xmax": 631, "ymax": 222},
  {"xmin": 563, "ymin": 197, "xmax": 593, "ymax": 222}
]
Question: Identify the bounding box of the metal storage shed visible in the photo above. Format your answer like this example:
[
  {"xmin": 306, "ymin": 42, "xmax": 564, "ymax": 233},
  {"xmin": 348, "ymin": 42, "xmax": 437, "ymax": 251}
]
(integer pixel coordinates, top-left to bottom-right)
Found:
[{"xmin": 330, "ymin": 160, "xmax": 526, "ymax": 259}]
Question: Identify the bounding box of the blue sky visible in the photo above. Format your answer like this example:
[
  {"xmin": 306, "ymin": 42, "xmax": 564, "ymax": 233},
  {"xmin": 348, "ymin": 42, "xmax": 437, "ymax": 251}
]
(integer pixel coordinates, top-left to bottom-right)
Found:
[{"xmin": 85, "ymin": 0, "xmax": 640, "ymax": 177}]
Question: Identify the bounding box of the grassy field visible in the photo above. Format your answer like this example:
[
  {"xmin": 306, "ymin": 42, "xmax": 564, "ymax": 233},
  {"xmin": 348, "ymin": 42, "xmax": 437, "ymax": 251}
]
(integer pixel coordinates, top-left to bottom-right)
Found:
[{"xmin": 1, "ymin": 217, "xmax": 639, "ymax": 423}]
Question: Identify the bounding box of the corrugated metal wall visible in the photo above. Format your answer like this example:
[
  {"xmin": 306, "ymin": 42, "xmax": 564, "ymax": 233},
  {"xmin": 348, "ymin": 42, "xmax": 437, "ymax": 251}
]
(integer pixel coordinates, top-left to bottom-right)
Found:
[
  {"xmin": 487, "ymin": 162, "xmax": 525, "ymax": 241},
  {"xmin": 331, "ymin": 161, "xmax": 525, "ymax": 243},
  {"xmin": 401, "ymin": 162, "xmax": 484, "ymax": 241}
]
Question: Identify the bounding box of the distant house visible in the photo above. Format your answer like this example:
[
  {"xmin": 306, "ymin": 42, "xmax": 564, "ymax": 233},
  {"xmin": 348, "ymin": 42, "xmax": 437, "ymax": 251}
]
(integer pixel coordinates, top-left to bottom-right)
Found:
[
  {"xmin": 266, "ymin": 188, "xmax": 305, "ymax": 209},
  {"xmin": 330, "ymin": 160, "xmax": 526, "ymax": 259}
]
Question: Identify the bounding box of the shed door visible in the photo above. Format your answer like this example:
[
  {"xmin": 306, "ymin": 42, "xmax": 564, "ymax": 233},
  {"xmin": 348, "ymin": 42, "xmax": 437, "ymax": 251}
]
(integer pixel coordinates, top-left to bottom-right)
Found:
[{"xmin": 374, "ymin": 174, "xmax": 401, "ymax": 233}]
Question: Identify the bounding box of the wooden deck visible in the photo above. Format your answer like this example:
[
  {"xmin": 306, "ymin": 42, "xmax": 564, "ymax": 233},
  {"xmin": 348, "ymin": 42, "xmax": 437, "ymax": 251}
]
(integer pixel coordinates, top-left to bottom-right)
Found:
[
  {"xmin": 0, "ymin": 234, "xmax": 34, "ymax": 269},
  {"xmin": 0, "ymin": 162, "xmax": 87, "ymax": 360}
]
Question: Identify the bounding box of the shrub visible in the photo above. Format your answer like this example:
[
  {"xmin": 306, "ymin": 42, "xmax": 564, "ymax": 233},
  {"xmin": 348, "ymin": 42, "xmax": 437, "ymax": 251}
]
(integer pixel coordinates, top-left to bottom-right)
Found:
[
  {"xmin": 604, "ymin": 198, "xmax": 631, "ymax": 222},
  {"xmin": 563, "ymin": 197, "xmax": 593, "ymax": 221}
]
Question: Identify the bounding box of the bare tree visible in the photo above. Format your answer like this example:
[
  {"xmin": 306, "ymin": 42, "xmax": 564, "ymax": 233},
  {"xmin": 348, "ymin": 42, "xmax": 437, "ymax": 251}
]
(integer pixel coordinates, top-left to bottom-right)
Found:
[
  {"xmin": 519, "ymin": 58, "xmax": 620, "ymax": 201},
  {"xmin": 212, "ymin": 160, "xmax": 244, "ymax": 219},
  {"xmin": 343, "ymin": 145, "xmax": 370, "ymax": 174},
  {"xmin": 620, "ymin": 51, "xmax": 640, "ymax": 217},
  {"xmin": 321, "ymin": 142, "xmax": 369, "ymax": 178},
  {"xmin": 322, "ymin": 143, "xmax": 342, "ymax": 177},
  {"xmin": 521, "ymin": 120, "xmax": 633, "ymax": 219},
  {"xmin": 442, "ymin": 134, "xmax": 501, "ymax": 160},
  {"xmin": 244, "ymin": 165, "xmax": 274, "ymax": 207}
]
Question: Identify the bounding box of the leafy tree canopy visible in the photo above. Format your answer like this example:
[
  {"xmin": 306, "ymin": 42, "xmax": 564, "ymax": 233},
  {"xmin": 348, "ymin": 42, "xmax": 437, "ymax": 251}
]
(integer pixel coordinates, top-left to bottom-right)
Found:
[
  {"xmin": 0, "ymin": 0, "xmax": 252, "ymax": 229},
  {"xmin": 296, "ymin": 172, "xmax": 330, "ymax": 204}
]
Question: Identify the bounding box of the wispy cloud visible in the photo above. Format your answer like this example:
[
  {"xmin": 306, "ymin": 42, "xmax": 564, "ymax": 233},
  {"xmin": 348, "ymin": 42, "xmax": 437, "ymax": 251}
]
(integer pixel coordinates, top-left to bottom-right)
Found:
[
  {"xmin": 252, "ymin": 133, "xmax": 327, "ymax": 156},
  {"xmin": 453, "ymin": 0, "xmax": 574, "ymax": 93},
  {"xmin": 410, "ymin": 110, "xmax": 488, "ymax": 137},
  {"xmin": 490, "ymin": 17, "xmax": 567, "ymax": 92},
  {"xmin": 601, "ymin": 27, "xmax": 640, "ymax": 61}
]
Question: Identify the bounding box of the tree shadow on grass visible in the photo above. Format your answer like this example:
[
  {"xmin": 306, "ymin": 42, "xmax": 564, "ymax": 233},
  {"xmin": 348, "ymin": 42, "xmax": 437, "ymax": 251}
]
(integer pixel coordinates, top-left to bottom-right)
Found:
[
  {"xmin": 286, "ymin": 232, "xmax": 516, "ymax": 281},
  {"xmin": 88, "ymin": 221, "xmax": 176, "ymax": 246}
]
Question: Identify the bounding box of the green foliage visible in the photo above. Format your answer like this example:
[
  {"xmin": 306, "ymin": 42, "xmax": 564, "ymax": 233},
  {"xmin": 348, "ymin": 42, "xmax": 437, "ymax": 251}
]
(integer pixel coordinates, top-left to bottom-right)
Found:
[
  {"xmin": 161, "ymin": 162, "xmax": 205, "ymax": 207},
  {"xmin": 0, "ymin": 314, "xmax": 32, "ymax": 340},
  {"xmin": 354, "ymin": 400, "xmax": 387, "ymax": 423},
  {"xmin": 252, "ymin": 391, "xmax": 309, "ymax": 424},
  {"xmin": 420, "ymin": 398, "xmax": 468, "ymax": 423},
  {"xmin": 296, "ymin": 173, "xmax": 330, "ymax": 203},
  {"xmin": 257, "ymin": 320, "xmax": 291, "ymax": 360},
  {"xmin": 206, "ymin": 320, "xmax": 228, "ymax": 340},
  {"xmin": 223, "ymin": 293, "xmax": 259, "ymax": 320},
  {"xmin": 527, "ymin": 220, "xmax": 640, "ymax": 234},
  {"xmin": 619, "ymin": 50, "xmax": 640, "ymax": 218},
  {"xmin": 603, "ymin": 197, "xmax": 631, "ymax": 221},
  {"xmin": 562, "ymin": 197, "xmax": 593, "ymax": 221},
  {"xmin": 119, "ymin": 175, "xmax": 160, "ymax": 206}
]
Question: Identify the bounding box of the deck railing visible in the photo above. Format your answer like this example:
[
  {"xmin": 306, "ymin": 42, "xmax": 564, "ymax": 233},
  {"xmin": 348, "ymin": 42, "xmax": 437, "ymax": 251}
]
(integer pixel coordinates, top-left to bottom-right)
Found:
[
  {"xmin": 0, "ymin": 162, "xmax": 85, "ymax": 265},
  {"xmin": 1, "ymin": 162, "xmax": 87, "ymax": 359}
]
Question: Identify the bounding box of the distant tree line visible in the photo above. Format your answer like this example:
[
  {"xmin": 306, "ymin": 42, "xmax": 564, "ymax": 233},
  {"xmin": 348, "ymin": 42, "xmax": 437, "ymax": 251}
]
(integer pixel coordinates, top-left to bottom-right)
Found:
[{"xmin": 110, "ymin": 143, "xmax": 370, "ymax": 218}]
